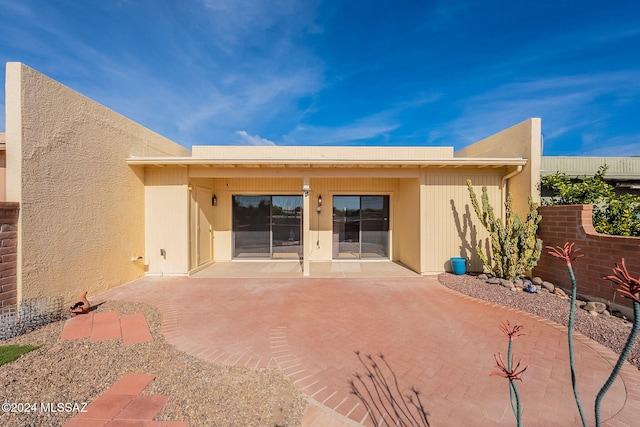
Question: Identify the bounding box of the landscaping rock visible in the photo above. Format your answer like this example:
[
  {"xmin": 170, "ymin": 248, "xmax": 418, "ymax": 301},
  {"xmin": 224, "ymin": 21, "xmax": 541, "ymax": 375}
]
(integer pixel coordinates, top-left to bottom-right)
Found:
[
  {"xmin": 541, "ymin": 281, "xmax": 555, "ymax": 292},
  {"xmin": 478, "ymin": 274, "xmax": 488, "ymax": 280},
  {"xmin": 589, "ymin": 310, "xmax": 599, "ymax": 316},
  {"xmin": 583, "ymin": 301, "xmax": 607, "ymax": 313},
  {"xmin": 500, "ymin": 279, "xmax": 513, "ymax": 288},
  {"xmin": 576, "ymin": 300, "xmax": 586, "ymax": 308},
  {"xmin": 532, "ymin": 277, "xmax": 544, "ymax": 286},
  {"xmin": 514, "ymin": 279, "xmax": 524, "ymax": 289},
  {"xmin": 487, "ymin": 278, "xmax": 501, "ymax": 285},
  {"xmin": 553, "ymin": 288, "xmax": 567, "ymax": 297}
]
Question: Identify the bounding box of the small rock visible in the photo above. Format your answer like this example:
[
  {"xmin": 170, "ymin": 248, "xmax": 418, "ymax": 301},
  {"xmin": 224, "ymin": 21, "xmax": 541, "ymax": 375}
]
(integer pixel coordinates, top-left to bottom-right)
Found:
[
  {"xmin": 553, "ymin": 288, "xmax": 567, "ymax": 297},
  {"xmin": 500, "ymin": 279, "xmax": 513, "ymax": 288},
  {"xmin": 478, "ymin": 274, "xmax": 488, "ymax": 280},
  {"xmin": 583, "ymin": 301, "xmax": 607, "ymax": 313},
  {"xmin": 541, "ymin": 281, "xmax": 555, "ymax": 292},
  {"xmin": 532, "ymin": 277, "xmax": 544, "ymax": 286},
  {"xmin": 523, "ymin": 283, "xmax": 538, "ymax": 293},
  {"xmin": 603, "ymin": 310, "xmax": 611, "ymax": 316},
  {"xmin": 487, "ymin": 278, "xmax": 501, "ymax": 285},
  {"xmin": 576, "ymin": 300, "xmax": 586, "ymax": 308},
  {"xmin": 510, "ymin": 287, "xmax": 517, "ymax": 292},
  {"xmin": 589, "ymin": 310, "xmax": 599, "ymax": 316},
  {"xmin": 514, "ymin": 279, "xmax": 524, "ymax": 288}
]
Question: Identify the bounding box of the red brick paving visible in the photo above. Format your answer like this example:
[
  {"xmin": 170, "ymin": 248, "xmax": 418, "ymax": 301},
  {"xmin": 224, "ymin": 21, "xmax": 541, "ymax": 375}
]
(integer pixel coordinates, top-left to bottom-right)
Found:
[
  {"xmin": 60, "ymin": 312, "xmax": 94, "ymax": 340},
  {"xmin": 61, "ymin": 311, "xmax": 153, "ymax": 346},
  {"xmin": 64, "ymin": 373, "xmax": 187, "ymax": 426},
  {"xmin": 96, "ymin": 275, "xmax": 640, "ymax": 426},
  {"xmin": 121, "ymin": 313, "xmax": 154, "ymax": 346}
]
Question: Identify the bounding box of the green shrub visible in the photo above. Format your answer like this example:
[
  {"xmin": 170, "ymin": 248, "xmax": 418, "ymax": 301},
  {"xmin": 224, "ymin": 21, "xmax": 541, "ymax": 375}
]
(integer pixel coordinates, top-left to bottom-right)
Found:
[{"xmin": 541, "ymin": 165, "xmax": 640, "ymax": 236}]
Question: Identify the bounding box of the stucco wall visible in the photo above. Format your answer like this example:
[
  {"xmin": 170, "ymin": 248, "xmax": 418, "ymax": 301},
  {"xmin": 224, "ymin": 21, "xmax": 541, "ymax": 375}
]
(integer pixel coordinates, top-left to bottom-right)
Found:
[
  {"xmin": 533, "ymin": 205, "xmax": 640, "ymax": 310},
  {"xmin": 454, "ymin": 118, "xmax": 541, "ymax": 217},
  {"xmin": 5, "ymin": 63, "xmax": 190, "ymax": 302}
]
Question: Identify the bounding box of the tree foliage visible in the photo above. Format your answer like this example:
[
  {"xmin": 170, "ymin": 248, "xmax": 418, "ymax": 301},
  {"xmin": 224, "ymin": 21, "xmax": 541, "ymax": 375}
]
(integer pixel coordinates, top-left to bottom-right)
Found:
[
  {"xmin": 467, "ymin": 180, "xmax": 542, "ymax": 281},
  {"xmin": 541, "ymin": 165, "xmax": 640, "ymax": 236}
]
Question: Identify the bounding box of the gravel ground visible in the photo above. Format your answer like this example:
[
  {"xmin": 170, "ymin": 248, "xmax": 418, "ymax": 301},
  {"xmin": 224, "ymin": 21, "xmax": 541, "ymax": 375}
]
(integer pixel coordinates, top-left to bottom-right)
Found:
[
  {"xmin": 0, "ymin": 301, "xmax": 306, "ymax": 427},
  {"xmin": 438, "ymin": 272, "xmax": 640, "ymax": 370}
]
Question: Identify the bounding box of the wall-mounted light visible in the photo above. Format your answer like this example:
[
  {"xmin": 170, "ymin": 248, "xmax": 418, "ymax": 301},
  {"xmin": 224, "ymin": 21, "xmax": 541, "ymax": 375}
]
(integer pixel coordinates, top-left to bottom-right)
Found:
[
  {"xmin": 302, "ymin": 184, "xmax": 310, "ymax": 196},
  {"xmin": 212, "ymin": 194, "xmax": 217, "ymax": 206},
  {"xmin": 317, "ymin": 194, "xmax": 322, "ymax": 213}
]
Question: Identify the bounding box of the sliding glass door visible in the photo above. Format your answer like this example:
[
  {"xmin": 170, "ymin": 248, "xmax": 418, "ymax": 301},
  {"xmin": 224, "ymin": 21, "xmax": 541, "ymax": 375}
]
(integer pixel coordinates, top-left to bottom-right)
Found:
[
  {"xmin": 333, "ymin": 195, "xmax": 389, "ymax": 259},
  {"xmin": 232, "ymin": 195, "xmax": 302, "ymax": 259}
]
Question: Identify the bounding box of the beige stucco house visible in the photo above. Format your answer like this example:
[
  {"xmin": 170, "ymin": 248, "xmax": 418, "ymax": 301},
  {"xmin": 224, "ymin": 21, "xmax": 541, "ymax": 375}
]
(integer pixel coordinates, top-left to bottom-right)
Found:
[{"xmin": 2, "ymin": 63, "xmax": 542, "ymax": 303}]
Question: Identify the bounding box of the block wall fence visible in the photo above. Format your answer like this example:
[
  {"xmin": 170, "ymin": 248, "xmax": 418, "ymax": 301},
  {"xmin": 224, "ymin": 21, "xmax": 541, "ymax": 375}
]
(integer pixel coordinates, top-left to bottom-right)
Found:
[
  {"xmin": 0, "ymin": 202, "xmax": 19, "ymax": 307},
  {"xmin": 533, "ymin": 204, "xmax": 640, "ymax": 309}
]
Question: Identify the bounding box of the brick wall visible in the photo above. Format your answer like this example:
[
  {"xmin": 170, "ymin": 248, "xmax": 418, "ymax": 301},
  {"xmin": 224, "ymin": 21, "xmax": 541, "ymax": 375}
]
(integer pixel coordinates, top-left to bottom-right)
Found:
[
  {"xmin": 533, "ymin": 205, "xmax": 640, "ymax": 308},
  {"xmin": 0, "ymin": 202, "xmax": 19, "ymax": 307}
]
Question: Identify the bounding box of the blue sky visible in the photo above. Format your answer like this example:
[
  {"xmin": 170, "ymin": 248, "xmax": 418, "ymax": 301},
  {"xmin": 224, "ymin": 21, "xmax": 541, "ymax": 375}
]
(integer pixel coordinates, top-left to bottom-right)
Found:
[{"xmin": 1, "ymin": 0, "xmax": 639, "ymax": 155}]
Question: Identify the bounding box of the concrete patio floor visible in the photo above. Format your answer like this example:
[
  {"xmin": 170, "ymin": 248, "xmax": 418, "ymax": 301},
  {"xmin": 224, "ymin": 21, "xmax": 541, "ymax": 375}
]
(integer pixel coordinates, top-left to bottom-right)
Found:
[
  {"xmin": 191, "ymin": 260, "xmax": 421, "ymax": 278},
  {"xmin": 96, "ymin": 272, "xmax": 640, "ymax": 426}
]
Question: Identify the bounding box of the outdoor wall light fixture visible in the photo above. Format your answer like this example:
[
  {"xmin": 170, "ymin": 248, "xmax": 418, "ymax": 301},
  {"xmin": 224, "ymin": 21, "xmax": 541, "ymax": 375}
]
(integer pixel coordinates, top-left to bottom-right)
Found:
[
  {"xmin": 212, "ymin": 194, "xmax": 217, "ymax": 206},
  {"xmin": 302, "ymin": 184, "xmax": 310, "ymax": 196},
  {"xmin": 317, "ymin": 194, "xmax": 322, "ymax": 213}
]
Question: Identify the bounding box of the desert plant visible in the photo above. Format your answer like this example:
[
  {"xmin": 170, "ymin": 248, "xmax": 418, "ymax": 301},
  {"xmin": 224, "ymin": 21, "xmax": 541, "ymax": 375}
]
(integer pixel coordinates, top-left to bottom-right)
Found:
[
  {"xmin": 547, "ymin": 243, "xmax": 588, "ymax": 427},
  {"xmin": 547, "ymin": 245, "xmax": 640, "ymax": 426},
  {"xmin": 349, "ymin": 351, "xmax": 430, "ymax": 426},
  {"xmin": 595, "ymin": 259, "xmax": 640, "ymax": 426},
  {"xmin": 467, "ymin": 180, "xmax": 543, "ymax": 280},
  {"xmin": 491, "ymin": 321, "xmax": 528, "ymax": 427}
]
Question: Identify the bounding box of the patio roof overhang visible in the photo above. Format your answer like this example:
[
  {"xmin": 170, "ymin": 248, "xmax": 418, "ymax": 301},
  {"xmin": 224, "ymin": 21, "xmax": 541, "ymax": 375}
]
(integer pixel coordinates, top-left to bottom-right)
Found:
[{"xmin": 126, "ymin": 156, "xmax": 527, "ymax": 169}]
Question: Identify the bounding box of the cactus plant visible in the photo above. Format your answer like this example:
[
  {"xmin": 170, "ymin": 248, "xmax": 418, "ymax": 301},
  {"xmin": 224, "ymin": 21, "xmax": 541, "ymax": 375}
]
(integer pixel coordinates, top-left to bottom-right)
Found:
[{"xmin": 467, "ymin": 180, "xmax": 542, "ymax": 281}]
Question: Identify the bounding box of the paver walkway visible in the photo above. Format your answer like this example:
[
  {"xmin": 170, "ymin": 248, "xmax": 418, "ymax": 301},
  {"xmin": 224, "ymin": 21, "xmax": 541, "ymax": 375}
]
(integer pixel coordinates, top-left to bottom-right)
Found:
[
  {"xmin": 96, "ymin": 275, "xmax": 640, "ymax": 426},
  {"xmin": 61, "ymin": 311, "xmax": 154, "ymax": 345},
  {"xmin": 63, "ymin": 373, "xmax": 188, "ymax": 426}
]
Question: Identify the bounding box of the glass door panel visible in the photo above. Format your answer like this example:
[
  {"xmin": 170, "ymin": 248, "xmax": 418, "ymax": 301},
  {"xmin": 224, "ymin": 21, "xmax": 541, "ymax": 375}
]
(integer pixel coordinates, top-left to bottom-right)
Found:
[
  {"xmin": 361, "ymin": 196, "xmax": 389, "ymax": 258},
  {"xmin": 333, "ymin": 196, "xmax": 361, "ymax": 259},
  {"xmin": 232, "ymin": 196, "xmax": 271, "ymax": 258},
  {"xmin": 271, "ymin": 196, "xmax": 302, "ymax": 259},
  {"xmin": 333, "ymin": 195, "xmax": 389, "ymax": 259}
]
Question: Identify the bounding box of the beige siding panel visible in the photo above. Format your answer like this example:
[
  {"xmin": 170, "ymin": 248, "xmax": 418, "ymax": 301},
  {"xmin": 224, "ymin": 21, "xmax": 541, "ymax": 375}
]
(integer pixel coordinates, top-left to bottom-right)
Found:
[
  {"xmin": 193, "ymin": 145, "xmax": 453, "ymax": 159},
  {"xmin": 423, "ymin": 172, "xmax": 501, "ymax": 274},
  {"xmin": 145, "ymin": 183, "xmax": 189, "ymax": 275},
  {"xmin": 395, "ymin": 178, "xmax": 421, "ymax": 272},
  {"xmin": 145, "ymin": 167, "xmax": 189, "ymax": 186}
]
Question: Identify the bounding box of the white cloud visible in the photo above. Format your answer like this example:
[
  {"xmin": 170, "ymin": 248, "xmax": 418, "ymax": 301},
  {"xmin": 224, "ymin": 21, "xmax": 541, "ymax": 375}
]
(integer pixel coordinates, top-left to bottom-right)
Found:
[{"xmin": 235, "ymin": 130, "xmax": 276, "ymax": 146}]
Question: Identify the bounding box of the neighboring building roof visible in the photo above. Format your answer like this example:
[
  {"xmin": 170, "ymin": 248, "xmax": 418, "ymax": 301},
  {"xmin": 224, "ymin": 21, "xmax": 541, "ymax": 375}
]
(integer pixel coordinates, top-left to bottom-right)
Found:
[{"xmin": 541, "ymin": 156, "xmax": 640, "ymax": 181}]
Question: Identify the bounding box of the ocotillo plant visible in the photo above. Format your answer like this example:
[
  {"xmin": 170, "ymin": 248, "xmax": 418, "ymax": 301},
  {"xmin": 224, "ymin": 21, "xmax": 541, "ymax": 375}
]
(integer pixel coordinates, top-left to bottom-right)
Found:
[
  {"xmin": 466, "ymin": 180, "xmax": 542, "ymax": 281},
  {"xmin": 595, "ymin": 258, "xmax": 640, "ymax": 426},
  {"xmin": 349, "ymin": 351, "xmax": 431, "ymax": 427},
  {"xmin": 491, "ymin": 321, "xmax": 528, "ymax": 427},
  {"xmin": 547, "ymin": 243, "xmax": 588, "ymax": 427}
]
